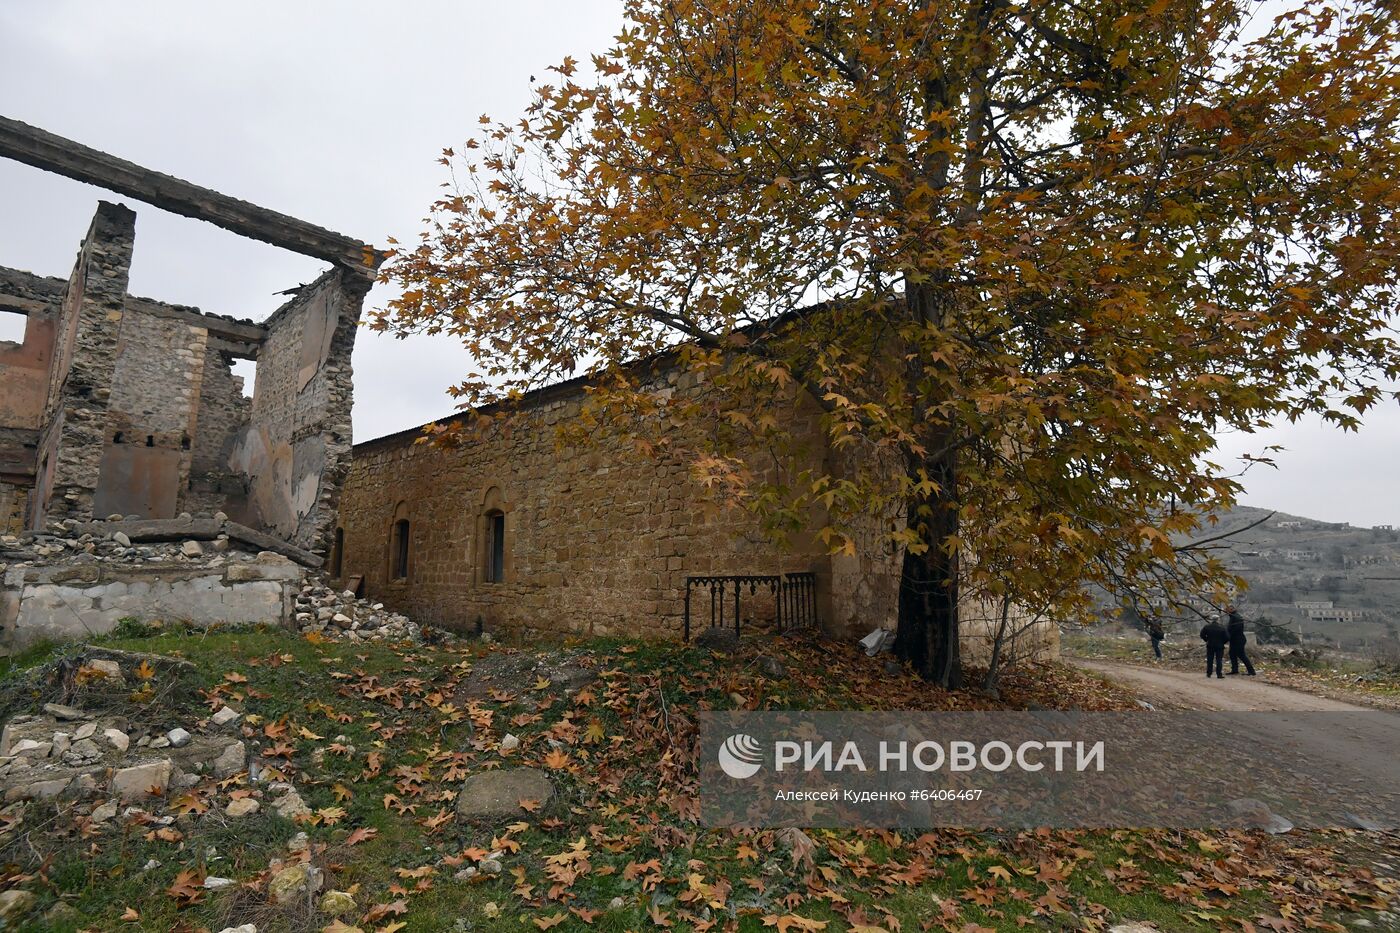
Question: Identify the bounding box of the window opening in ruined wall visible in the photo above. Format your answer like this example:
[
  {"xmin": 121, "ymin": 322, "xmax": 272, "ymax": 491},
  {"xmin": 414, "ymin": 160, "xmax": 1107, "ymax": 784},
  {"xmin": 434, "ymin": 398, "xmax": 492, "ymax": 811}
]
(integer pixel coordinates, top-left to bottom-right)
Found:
[{"xmin": 0, "ymin": 309, "xmax": 25, "ymax": 344}]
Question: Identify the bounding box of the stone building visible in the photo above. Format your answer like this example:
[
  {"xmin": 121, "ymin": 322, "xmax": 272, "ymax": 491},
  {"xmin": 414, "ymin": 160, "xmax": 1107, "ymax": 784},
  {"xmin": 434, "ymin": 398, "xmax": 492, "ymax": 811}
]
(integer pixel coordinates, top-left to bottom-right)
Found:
[
  {"xmin": 1, "ymin": 116, "xmax": 381, "ymax": 650},
  {"xmin": 0, "ymin": 116, "xmax": 379, "ymax": 555},
  {"xmin": 338, "ymin": 365, "xmax": 1060, "ymax": 664}
]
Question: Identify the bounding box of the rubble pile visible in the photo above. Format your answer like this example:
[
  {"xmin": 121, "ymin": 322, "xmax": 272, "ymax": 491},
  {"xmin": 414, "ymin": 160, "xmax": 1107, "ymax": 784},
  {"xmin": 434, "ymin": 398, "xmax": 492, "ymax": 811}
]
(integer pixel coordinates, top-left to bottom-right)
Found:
[
  {"xmin": 293, "ymin": 580, "xmax": 422, "ymax": 642},
  {"xmin": 0, "ymin": 511, "xmax": 244, "ymax": 567},
  {"xmin": 0, "ymin": 648, "xmax": 246, "ymax": 805}
]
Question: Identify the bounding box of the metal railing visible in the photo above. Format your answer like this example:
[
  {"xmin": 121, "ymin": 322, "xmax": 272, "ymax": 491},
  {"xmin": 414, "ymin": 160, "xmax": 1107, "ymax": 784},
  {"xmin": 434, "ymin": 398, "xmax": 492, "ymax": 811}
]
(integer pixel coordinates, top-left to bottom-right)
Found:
[{"xmin": 683, "ymin": 572, "xmax": 818, "ymax": 641}]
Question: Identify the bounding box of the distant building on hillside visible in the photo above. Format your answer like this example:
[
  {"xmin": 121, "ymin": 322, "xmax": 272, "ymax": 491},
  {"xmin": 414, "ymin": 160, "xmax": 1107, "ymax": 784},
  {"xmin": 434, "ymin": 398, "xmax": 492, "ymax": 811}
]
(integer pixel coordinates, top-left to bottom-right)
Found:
[
  {"xmin": 1376, "ymin": 524, "xmax": 1394, "ymax": 531},
  {"xmin": 1277, "ymin": 520, "xmax": 1303, "ymax": 529},
  {"xmin": 1305, "ymin": 607, "xmax": 1365, "ymax": 622},
  {"xmin": 1296, "ymin": 600, "xmax": 1334, "ymax": 610},
  {"xmin": 1282, "ymin": 549, "xmax": 1315, "ymax": 561}
]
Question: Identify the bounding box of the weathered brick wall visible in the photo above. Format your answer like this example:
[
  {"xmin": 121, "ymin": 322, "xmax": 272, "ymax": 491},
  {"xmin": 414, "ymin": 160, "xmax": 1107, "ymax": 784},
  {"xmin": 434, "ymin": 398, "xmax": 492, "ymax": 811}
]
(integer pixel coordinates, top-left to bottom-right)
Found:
[{"xmin": 230, "ymin": 267, "xmax": 362, "ymax": 553}]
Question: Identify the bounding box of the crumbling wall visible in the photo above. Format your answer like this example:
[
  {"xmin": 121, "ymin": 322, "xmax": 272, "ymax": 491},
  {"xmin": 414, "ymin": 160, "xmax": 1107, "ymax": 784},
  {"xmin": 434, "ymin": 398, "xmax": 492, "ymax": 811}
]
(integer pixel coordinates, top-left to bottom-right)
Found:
[
  {"xmin": 229, "ymin": 267, "xmax": 361, "ymax": 553},
  {"xmin": 33, "ymin": 202, "xmax": 136, "ymax": 529},
  {"xmin": 0, "ymin": 269, "xmax": 62, "ymax": 534},
  {"xmin": 184, "ymin": 347, "xmax": 251, "ymax": 516},
  {"xmin": 95, "ymin": 312, "xmax": 206, "ymax": 519}
]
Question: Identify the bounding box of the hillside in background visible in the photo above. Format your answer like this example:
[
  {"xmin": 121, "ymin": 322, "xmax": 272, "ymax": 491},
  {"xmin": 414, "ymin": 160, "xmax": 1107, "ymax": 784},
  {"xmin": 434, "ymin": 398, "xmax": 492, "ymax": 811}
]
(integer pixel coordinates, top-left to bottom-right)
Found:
[{"xmin": 1135, "ymin": 506, "xmax": 1400, "ymax": 650}]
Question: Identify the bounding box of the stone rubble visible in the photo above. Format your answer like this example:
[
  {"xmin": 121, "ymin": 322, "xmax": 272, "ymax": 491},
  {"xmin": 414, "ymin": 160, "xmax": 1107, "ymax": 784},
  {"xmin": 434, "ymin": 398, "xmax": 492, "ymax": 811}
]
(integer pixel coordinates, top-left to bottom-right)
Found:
[{"xmin": 292, "ymin": 579, "xmax": 422, "ymax": 642}]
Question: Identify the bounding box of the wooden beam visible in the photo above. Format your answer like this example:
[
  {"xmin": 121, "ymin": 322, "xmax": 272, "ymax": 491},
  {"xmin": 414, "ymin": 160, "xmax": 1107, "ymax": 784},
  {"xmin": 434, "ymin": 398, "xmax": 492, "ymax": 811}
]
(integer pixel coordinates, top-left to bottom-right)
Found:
[{"xmin": 0, "ymin": 115, "xmax": 381, "ymax": 277}]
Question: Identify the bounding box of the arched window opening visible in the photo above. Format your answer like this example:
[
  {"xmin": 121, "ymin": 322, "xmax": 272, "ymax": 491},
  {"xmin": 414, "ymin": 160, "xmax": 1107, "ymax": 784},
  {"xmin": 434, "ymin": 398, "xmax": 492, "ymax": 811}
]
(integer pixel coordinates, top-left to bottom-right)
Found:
[
  {"xmin": 330, "ymin": 527, "xmax": 344, "ymax": 578},
  {"xmin": 392, "ymin": 519, "xmax": 410, "ymax": 580},
  {"xmin": 486, "ymin": 511, "xmax": 505, "ymax": 584}
]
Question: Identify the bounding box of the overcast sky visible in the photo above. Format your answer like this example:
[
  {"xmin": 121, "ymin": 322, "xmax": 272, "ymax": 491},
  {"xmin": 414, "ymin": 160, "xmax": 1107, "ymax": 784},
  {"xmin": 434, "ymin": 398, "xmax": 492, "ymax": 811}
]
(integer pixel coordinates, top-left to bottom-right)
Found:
[{"xmin": 2, "ymin": 2, "xmax": 1396, "ymax": 528}]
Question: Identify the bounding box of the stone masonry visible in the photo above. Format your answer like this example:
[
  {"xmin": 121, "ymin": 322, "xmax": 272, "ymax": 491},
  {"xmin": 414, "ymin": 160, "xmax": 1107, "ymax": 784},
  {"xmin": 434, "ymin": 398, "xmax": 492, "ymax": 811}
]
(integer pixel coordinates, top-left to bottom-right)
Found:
[{"xmin": 338, "ymin": 370, "xmax": 1060, "ymax": 664}]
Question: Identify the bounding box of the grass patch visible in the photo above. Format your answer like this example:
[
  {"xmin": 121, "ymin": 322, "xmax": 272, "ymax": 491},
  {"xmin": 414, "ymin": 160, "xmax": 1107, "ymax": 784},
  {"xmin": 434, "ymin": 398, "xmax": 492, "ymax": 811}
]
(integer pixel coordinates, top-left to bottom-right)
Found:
[{"xmin": 0, "ymin": 627, "xmax": 1394, "ymax": 931}]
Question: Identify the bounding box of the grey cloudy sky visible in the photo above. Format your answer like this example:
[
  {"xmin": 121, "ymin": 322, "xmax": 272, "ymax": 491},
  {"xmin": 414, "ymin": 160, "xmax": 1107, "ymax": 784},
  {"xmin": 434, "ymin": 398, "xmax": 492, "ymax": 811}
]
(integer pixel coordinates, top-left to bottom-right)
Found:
[{"xmin": 2, "ymin": 2, "xmax": 1396, "ymax": 528}]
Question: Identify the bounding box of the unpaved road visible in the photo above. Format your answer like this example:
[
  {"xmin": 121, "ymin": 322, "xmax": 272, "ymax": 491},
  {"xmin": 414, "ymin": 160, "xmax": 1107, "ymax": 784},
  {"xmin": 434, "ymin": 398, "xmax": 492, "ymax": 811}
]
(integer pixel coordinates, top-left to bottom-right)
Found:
[
  {"xmin": 1074, "ymin": 659, "xmax": 1400, "ymax": 806},
  {"xmin": 1072, "ymin": 658, "xmax": 1373, "ymax": 711}
]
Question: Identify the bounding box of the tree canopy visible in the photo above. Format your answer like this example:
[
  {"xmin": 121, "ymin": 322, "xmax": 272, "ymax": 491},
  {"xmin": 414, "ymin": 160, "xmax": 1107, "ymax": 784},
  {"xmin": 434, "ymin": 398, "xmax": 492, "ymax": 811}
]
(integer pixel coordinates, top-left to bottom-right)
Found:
[{"xmin": 379, "ymin": 0, "xmax": 1400, "ymax": 685}]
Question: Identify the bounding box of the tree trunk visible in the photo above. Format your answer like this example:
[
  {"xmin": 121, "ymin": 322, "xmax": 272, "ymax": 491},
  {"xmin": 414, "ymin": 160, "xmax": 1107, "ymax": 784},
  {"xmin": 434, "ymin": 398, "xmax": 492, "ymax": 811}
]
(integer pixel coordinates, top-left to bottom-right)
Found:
[
  {"xmin": 893, "ymin": 438, "xmax": 962, "ymax": 688},
  {"xmin": 893, "ymin": 282, "xmax": 962, "ymax": 688}
]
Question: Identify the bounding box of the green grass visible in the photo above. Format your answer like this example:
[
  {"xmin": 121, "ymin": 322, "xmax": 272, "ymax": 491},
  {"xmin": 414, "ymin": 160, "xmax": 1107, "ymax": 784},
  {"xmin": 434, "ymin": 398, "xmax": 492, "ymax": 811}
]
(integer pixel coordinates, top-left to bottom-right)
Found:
[{"xmin": 1, "ymin": 626, "xmax": 1395, "ymax": 931}]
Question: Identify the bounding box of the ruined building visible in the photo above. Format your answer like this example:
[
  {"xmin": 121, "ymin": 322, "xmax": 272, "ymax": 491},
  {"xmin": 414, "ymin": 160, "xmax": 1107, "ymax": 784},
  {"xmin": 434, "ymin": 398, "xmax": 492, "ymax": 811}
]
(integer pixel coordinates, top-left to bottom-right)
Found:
[
  {"xmin": 1, "ymin": 117, "xmax": 380, "ymax": 648},
  {"xmin": 0, "ymin": 116, "xmax": 376, "ymax": 550}
]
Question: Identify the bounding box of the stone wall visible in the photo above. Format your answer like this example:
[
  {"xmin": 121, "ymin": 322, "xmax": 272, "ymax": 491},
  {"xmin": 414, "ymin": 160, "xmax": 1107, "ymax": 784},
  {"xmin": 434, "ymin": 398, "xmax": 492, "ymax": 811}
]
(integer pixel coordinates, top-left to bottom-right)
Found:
[
  {"xmin": 5, "ymin": 559, "xmax": 298, "ymax": 650},
  {"xmin": 33, "ymin": 202, "xmax": 136, "ymax": 529},
  {"xmin": 339, "ymin": 372, "xmax": 836, "ymax": 640},
  {"xmin": 1, "ymin": 201, "xmax": 363, "ymax": 556},
  {"xmin": 229, "ymin": 267, "xmax": 363, "ymax": 554},
  {"xmin": 0, "ymin": 269, "xmax": 60, "ymax": 534},
  {"xmin": 340, "ymin": 369, "xmax": 1061, "ymax": 665}
]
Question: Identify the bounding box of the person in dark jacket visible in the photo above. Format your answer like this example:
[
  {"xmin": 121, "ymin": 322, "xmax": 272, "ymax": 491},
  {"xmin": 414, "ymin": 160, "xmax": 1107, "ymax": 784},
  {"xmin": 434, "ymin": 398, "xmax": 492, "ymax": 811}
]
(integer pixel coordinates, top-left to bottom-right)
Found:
[
  {"xmin": 1200, "ymin": 618, "xmax": 1228, "ymax": 678},
  {"xmin": 1147, "ymin": 617, "xmax": 1165, "ymax": 660},
  {"xmin": 1226, "ymin": 605, "xmax": 1256, "ymax": 675}
]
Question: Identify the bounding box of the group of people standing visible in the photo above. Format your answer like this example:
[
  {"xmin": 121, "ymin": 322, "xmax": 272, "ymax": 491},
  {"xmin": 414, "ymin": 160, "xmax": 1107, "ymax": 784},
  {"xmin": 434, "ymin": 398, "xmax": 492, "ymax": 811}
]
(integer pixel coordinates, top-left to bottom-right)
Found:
[
  {"xmin": 1143, "ymin": 605, "xmax": 1256, "ymax": 678},
  {"xmin": 1200, "ymin": 605, "xmax": 1255, "ymax": 678}
]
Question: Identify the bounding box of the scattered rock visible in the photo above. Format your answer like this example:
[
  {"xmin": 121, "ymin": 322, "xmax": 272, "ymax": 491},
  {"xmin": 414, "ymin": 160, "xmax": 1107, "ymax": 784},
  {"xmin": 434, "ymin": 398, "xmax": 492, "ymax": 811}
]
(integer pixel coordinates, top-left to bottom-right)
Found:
[
  {"xmin": 111, "ymin": 759, "xmax": 172, "ymax": 800},
  {"xmin": 272, "ymin": 788, "xmax": 312, "ymax": 820},
  {"xmin": 479, "ymin": 858, "xmax": 503, "ymax": 875},
  {"xmin": 499, "ymin": 733, "xmax": 520, "ymax": 752},
  {"xmin": 268, "ymin": 862, "xmax": 323, "ymax": 905},
  {"xmin": 166, "ymin": 727, "xmax": 192, "ymax": 748},
  {"xmin": 456, "ymin": 767, "xmax": 554, "ymax": 822},
  {"xmin": 225, "ymin": 797, "xmax": 260, "ymax": 818},
  {"xmin": 211, "ymin": 741, "xmax": 247, "ymax": 779},
  {"xmin": 42, "ymin": 702, "xmax": 86, "ymax": 721},
  {"xmin": 216, "ymin": 926, "xmax": 258, "ymax": 933},
  {"xmin": 181, "ymin": 539, "xmax": 204, "ymax": 558},
  {"xmin": 320, "ymin": 889, "xmax": 356, "ymax": 915},
  {"xmin": 203, "ymin": 876, "xmax": 236, "ymax": 890},
  {"xmin": 0, "ymin": 889, "xmax": 36, "ymax": 921},
  {"xmin": 10, "ymin": 739, "xmax": 52, "ymax": 758},
  {"xmin": 90, "ymin": 800, "xmax": 118, "ymax": 823},
  {"xmin": 1109, "ymin": 924, "xmax": 1161, "ymax": 933},
  {"xmin": 211, "ymin": 706, "xmax": 241, "ymax": 726},
  {"xmin": 103, "ymin": 728, "xmax": 130, "ymax": 752},
  {"xmin": 287, "ymin": 831, "xmax": 310, "ymax": 854},
  {"xmin": 112, "ymin": 531, "xmax": 132, "ymax": 547},
  {"xmin": 73, "ymin": 721, "xmax": 97, "ymax": 741}
]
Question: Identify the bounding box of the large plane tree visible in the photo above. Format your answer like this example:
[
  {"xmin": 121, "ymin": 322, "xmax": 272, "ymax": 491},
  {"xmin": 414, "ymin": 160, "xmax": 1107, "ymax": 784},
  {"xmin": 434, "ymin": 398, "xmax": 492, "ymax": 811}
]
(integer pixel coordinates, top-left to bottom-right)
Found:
[{"xmin": 380, "ymin": 0, "xmax": 1400, "ymax": 686}]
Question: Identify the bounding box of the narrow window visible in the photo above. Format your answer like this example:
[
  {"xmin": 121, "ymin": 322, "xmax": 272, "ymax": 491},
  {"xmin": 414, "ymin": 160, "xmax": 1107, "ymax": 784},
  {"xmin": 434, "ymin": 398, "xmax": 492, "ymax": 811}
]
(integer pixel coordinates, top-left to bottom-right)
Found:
[
  {"xmin": 330, "ymin": 527, "xmax": 344, "ymax": 578},
  {"xmin": 486, "ymin": 511, "xmax": 505, "ymax": 584},
  {"xmin": 113, "ymin": 432, "xmax": 124, "ymax": 444},
  {"xmin": 180, "ymin": 435, "xmax": 191, "ymax": 450},
  {"xmin": 145, "ymin": 435, "xmax": 154, "ymax": 448},
  {"xmin": 392, "ymin": 519, "xmax": 410, "ymax": 580}
]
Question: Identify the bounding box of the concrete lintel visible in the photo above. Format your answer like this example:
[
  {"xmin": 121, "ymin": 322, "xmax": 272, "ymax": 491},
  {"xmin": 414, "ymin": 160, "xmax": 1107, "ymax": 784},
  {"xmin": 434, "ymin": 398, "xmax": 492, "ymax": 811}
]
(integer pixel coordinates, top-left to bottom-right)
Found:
[{"xmin": 0, "ymin": 116, "xmax": 382, "ymax": 277}]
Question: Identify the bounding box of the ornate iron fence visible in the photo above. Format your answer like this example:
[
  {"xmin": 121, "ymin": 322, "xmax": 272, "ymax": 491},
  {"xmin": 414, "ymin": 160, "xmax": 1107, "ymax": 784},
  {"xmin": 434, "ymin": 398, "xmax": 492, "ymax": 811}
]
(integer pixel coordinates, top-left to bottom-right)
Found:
[{"xmin": 683, "ymin": 572, "xmax": 818, "ymax": 641}]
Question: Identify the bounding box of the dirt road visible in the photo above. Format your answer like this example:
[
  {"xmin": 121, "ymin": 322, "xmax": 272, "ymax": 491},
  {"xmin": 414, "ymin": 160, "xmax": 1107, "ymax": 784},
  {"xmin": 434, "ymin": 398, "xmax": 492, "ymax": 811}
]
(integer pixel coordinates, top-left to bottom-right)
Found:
[
  {"xmin": 1072, "ymin": 658, "xmax": 1373, "ymax": 711},
  {"xmin": 1073, "ymin": 659, "xmax": 1400, "ymax": 805}
]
